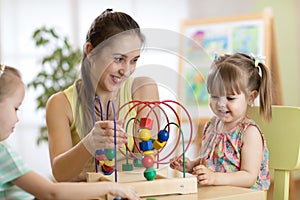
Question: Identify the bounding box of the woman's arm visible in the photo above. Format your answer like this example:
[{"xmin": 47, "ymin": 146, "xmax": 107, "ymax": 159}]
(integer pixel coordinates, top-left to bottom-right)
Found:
[
  {"xmin": 194, "ymin": 125, "xmax": 263, "ymax": 187},
  {"xmin": 132, "ymin": 76, "xmax": 159, "ymax": 102},
  {"xmin": 131, "ymin": 76, "xmax": 160, "ymax": 151},
  {"xmin": 46, "ymin": 92, "xmax": 92, "ymax": 181},
  {"xmin": 13, "ymin": 171, "xmax": 139, "ymax": 200},
  {"xmin": 46, "ymin": 92, "xmax": 129, "ymax": 182}
]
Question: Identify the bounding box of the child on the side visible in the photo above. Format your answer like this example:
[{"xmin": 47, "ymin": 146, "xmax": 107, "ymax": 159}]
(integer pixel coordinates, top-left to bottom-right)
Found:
[
  {"xmin": 0, "ymin": 64, "xmax": 139, "ymax": 200},
  {"xmin": 170, "ymin": 53, "xmax": 271, "ymax": 190}
]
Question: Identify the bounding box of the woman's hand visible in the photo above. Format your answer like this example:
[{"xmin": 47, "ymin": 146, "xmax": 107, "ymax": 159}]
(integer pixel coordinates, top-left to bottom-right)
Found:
[{"xmin": 82, "ymin": 120, "xmax": 128, "ymax": 155}]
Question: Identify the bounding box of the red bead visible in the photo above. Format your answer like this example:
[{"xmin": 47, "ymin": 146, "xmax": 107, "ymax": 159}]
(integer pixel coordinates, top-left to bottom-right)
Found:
[
  {"xmin": 142, "ymin": 155, "xmax": 154, "ymax": 168},
  {"xmin": 102, "ymin": 164, "xmax": 115, "ymax": 173},
  {"xmin": 140, "ymin": 117, "xmax": 153, "ymax": 130},
  {"xmin": 96, "ymin": 154, "xmax": 106, "ymax": 161}
]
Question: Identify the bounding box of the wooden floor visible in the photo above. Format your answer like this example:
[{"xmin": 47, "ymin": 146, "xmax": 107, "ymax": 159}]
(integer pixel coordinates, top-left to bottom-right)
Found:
[{"xmin": 267, "ymin": 178, "xmax": 300, "ymax": 200}]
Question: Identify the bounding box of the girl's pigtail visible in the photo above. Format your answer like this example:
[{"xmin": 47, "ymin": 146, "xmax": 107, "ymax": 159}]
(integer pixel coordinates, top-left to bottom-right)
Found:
[{"xmin": 258, "ymin": 62, "xmax": 272, "ymax": 121}]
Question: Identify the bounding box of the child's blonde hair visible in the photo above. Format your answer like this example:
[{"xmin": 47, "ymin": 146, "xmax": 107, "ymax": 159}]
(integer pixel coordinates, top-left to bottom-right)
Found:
[
  {"xmin": 0, "ymin": 65, "xmax": 23, "ymax": 102},
  {"xmin": 206, "ymin": 52, "xmax": 272, "ymax": 121}
]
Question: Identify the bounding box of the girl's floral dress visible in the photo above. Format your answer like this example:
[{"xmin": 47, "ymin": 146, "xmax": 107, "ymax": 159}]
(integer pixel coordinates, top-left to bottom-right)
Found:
[{"xmin": 200, "ymin": 116, "xmax": 270, "ymax": 190}]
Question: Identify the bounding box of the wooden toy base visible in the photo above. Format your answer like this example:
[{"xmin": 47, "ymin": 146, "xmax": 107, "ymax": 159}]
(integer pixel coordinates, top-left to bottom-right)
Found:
[{"xmin": 87, "ymin": 168, "xmax": 197, "ymax": 199}]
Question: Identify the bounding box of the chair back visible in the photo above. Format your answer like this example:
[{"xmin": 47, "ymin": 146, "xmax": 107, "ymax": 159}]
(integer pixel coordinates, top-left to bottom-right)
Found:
[{"xmin": 247, "ymin": 106, "xmax": 300, "ymax": 200}]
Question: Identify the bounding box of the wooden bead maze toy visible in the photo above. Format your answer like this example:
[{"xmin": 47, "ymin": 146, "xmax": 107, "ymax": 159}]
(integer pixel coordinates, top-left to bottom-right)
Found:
[{"xmin": 87, "ymin": 99, "xmax": 197, "ymax": 199}]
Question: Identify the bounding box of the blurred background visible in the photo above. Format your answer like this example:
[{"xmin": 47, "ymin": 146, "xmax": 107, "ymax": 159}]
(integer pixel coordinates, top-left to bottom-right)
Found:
[{"xmin": 0, "ymin": 0, "xmax": 299, "ymax": 186}]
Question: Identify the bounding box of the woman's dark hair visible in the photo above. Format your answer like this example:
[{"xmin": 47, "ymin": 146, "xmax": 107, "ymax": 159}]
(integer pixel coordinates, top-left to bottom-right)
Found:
[{"xmin": 75, "ymin": 9, "xmax": 144, "ymax": 138}]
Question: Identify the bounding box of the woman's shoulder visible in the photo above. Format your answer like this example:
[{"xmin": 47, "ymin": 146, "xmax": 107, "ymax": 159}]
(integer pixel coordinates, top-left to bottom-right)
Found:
[
  {"xmin": 131, "ymin": 76, "xmax": 158, "ymax": 100},
  {"xmin": 47, "ymin": 84, "xmax": 75, "ymax": 106},
  {"xmin": 47, "ymin": 91, "xmax": 68, "ymax": 107},
  {"xmin": 132, "ymin": 76, "xmax": 156, "ymax": 85},
  {"xmin": 132, "ymin": 76, "xmax": 156, "ymax": 88},
  {"xmin": 46, "ymin": 89, "xmax": 73, "ymax": 119}
]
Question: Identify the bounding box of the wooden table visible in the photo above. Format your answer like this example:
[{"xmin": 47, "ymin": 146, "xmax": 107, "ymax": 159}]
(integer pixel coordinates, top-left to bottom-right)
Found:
[
  {"xmin": 87, "ymin": 169, "xmax": 265, "ymax": 200},
  {"xmin": 141, "ymin": 186, "xmax": 266, "ymax": 200}
]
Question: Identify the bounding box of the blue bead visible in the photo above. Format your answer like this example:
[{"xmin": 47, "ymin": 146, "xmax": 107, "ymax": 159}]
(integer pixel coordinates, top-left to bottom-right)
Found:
[
  {"xmin": 139, "ymin": 140, "xmax": 153, "ymax": 151},
  {"xmin": 158, "ymin": 130, "xmax": 169, "ymax": 142},
  {"xmin": 95, "ymin": 148, "xmax": 105, "ymax": 155}
]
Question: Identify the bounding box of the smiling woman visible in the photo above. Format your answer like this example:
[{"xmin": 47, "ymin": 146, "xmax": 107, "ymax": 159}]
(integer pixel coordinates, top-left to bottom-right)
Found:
[{"xmin": 45, "ymin": 8, "xmax": 159, "ymax": 182}]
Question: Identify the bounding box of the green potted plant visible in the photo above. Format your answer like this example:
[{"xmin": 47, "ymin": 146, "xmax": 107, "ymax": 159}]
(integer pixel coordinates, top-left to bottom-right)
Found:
[{"xmin": 28, "ymin": 26, "xmax": 81, "ymax": 145}]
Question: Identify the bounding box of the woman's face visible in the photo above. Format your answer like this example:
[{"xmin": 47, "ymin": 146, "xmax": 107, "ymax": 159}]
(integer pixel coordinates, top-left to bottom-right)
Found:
[
  {"xmin": 0, "ymin": 83, "xmax": 25, "ymax": 141},
  {"xmin": 90, "ymin": 34, "xmax": 142, "ymax": 93}
]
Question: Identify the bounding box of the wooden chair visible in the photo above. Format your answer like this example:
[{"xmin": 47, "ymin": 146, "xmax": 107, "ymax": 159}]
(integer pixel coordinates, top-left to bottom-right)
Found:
[{"xmin": 247, "ymin": 106, "xmax": 300, "ymax": 200}]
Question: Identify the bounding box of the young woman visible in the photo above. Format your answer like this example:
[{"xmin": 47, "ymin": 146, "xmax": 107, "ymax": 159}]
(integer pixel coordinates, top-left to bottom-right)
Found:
[{"xmin": 46, "ymin": 9, "xmax": 159, "ymax": 182}]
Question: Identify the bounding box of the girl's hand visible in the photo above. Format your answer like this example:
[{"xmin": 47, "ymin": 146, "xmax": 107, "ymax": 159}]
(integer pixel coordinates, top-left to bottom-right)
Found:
[
  {"xmin": 170, "ymin": 157, "xmax": 194, "ymax": 173},
  {"xmin": 192, "ymin": 165, "xmax": 215, "ymax": 185},
  {"xmin": 109, "ymin": 183, "xmax": 140, "ymax": 200},
  {"xmin": 82, "ymin": 120, "xmax": 128, "ymax": 154}
]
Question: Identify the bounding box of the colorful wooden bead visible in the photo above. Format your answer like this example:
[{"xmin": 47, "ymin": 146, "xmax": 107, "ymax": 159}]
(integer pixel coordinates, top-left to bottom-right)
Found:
[
  {"xmin": 139, "ymin": 117, "xmax": 153, "ymax": 130},
  {"xmin": 144, "ymin": 167, "xmax": 156, "ymax": 181},
  {"xmin": 139, "ymin": 128, "xmax": 152, "ymax": 141},
  {"xmin": 104, "ymin": 149, "xmax": 115, "ymax": 160},
  {"xmin": 139, "ymin": 140, "xmax": 153, "ymax": 151},
  {"xmin": 143, "ymin": 150, "xmax": 154, "ymax": 156},
  {"xmin": 157, "ymin": 130, "xmax": 169, "ymax": 142},
  {"xmin": 133, "ymin": 159, "xmax": 143, "ymax": 168},
  {"xmin": 104, "ymin": 159, "xmax": 115, "ymax": 167},
  {"xmin": 95, "ymin": 149, "xmax": 106, "ymax": 161},
  {"xmin": 101, "ymin": 164, "xmax": 115, "ymax": 175},
  {"xmin": 142, "ymin": 155, "xmax": 154, "ymax": 168},
  {"xmin": 95, "ymin": 153, "xmax": 106, "ymax": 161},
  {"xmin": 122, "ymin": 163, "xmax": 134, "ymax": 171},
  {"xmin": 153, "ymin": 140, "xmax": 166, "ymax": 150}
]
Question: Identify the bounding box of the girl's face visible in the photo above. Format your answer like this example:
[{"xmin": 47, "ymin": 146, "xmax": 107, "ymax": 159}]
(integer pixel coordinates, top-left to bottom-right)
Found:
[
  {"xmin": 0, "ymin": 84, "xmax": 25, "ymax": 141},
  {"xmin": 91, "ymin": 34, "xmax": 142, "ymax": 94},
  {"xmin": 209, "ymin": 91, "xmax": 250, "ymax": 130}
]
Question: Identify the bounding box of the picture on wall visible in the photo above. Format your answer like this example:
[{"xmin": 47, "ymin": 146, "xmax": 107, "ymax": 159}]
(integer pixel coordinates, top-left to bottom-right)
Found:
[{"xmin": 178, "ymin": 10, "xmax": 282, "ymax": 120}]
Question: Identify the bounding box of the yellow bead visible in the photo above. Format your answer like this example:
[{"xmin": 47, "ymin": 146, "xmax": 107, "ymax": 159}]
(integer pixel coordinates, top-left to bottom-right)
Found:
[
  {"xmin": 143, "ymin": 150, "xmax": 154, "ymax": 156},
  {"xmin": 139, "ymin": 128, "xmax": 152, "ymax": 141},
  {"xmin": 104, "ymin": 159, "xmax": 115, "ymax": 167},
  {"xmin": 153, "ymin": 140, "xmax": 166, "ymax": 150}
]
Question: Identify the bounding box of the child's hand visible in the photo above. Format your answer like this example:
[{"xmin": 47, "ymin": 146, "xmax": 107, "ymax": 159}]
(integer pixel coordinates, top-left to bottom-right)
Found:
[
  {"xmin": 192, "ymin": 165, "xmax": 215, "ymax": 185},
  {"xmin": 169, "ymin": 157, "xmax": 194, "ymax": 173},
  {"xmin": 109, "ymin": 183, "xmax": 140, "ymax": 200}
]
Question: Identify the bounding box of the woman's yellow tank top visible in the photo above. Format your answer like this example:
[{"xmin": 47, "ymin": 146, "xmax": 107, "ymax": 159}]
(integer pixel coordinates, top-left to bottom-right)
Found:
[{"xmin": 63, "ymin": 78, "xmax": 136, "ymax": 151}]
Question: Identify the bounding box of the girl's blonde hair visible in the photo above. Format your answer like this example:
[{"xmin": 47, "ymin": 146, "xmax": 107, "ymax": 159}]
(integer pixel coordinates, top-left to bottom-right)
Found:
[
  {"xmin": 206, "ymin": 53, "xmax": 272, "ymax": 121},
  {"xmin": 0, "ymin": 65, "xmax": 23, "ymax": 102}
]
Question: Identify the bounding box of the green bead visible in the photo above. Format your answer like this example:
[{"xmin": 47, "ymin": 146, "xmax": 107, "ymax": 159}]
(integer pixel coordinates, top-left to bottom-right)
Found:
[
  {"xmin": 133, "ymin": 159, "xmax": 143, "ymax": 167},
  {"xmin": 144, "ymin": 167, "xmax": 156, "ymax": 181},
  {"xmin": 105, "ymin": 149, "xmax": 115, "ymax": 160},
  {"xmin": 122, "ymin": 163, "xmax": 134, "ymax": 171},
  {"xmin": 133, "ymin": 154, "xmax": 143, "ymax": 167}
]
